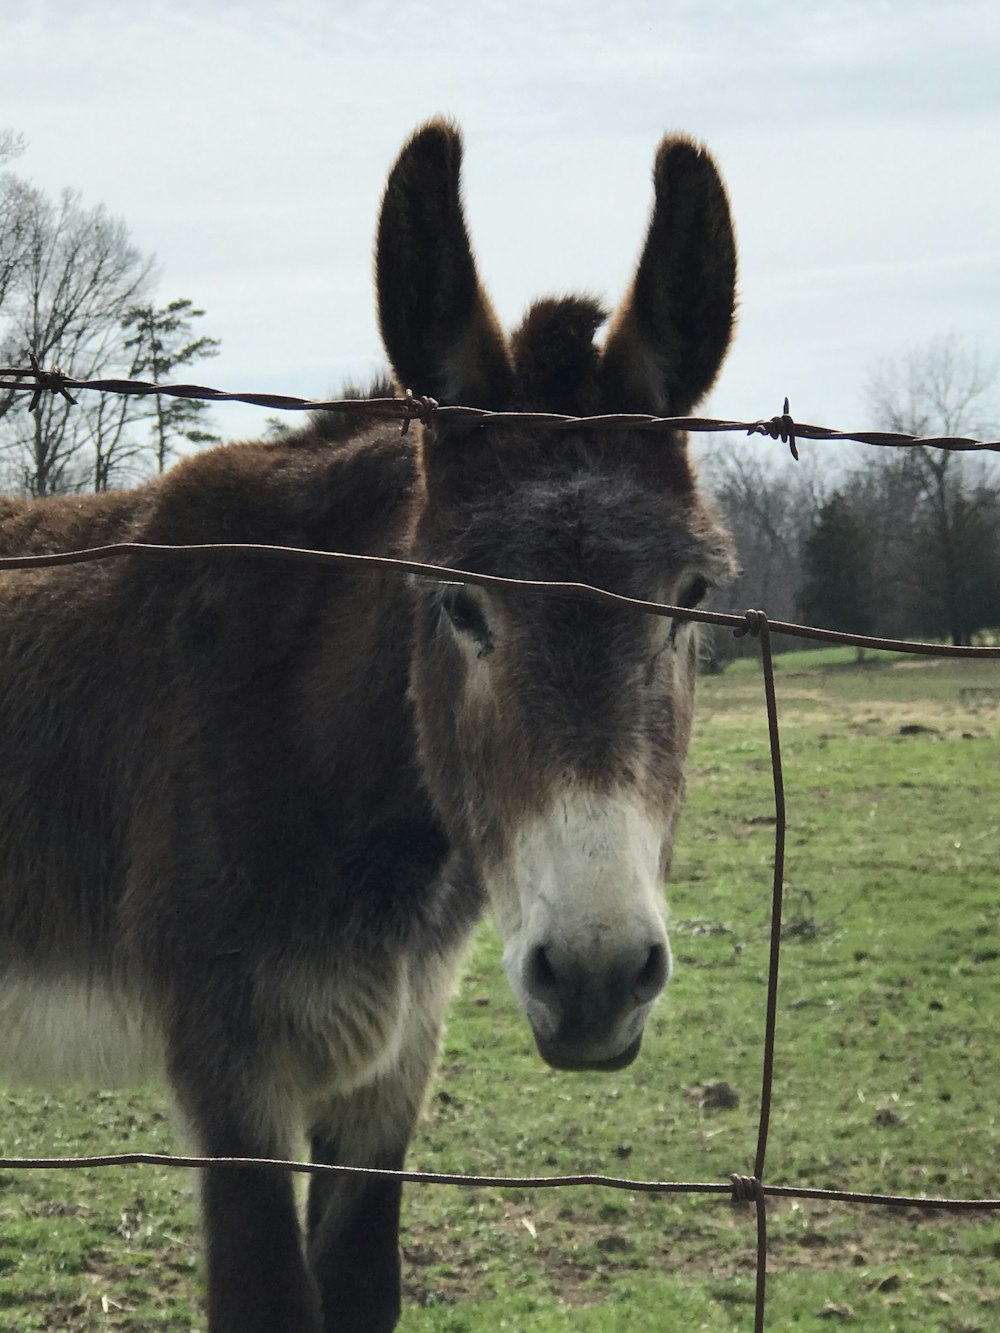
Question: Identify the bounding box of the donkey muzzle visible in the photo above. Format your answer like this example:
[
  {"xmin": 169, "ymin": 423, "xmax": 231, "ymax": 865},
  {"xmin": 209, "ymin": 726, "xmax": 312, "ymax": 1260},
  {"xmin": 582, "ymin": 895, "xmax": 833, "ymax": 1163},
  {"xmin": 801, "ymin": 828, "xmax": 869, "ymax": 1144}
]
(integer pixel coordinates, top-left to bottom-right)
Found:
[{"xmin": 520, "ymin": 939, "xmax": 670, "ymax": 1071}]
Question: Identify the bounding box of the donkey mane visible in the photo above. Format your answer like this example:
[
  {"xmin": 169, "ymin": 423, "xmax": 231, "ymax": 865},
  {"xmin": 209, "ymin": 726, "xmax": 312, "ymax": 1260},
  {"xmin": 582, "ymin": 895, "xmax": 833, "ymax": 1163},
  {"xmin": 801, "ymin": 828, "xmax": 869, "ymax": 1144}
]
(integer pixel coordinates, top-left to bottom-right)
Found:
[
  {"xmin": 300, "ymin": 374, "xmax": 398, "ymax": 445},
  {"xmin": 510, "ymin": 296, "xmax": 608, "ymax": 413}
]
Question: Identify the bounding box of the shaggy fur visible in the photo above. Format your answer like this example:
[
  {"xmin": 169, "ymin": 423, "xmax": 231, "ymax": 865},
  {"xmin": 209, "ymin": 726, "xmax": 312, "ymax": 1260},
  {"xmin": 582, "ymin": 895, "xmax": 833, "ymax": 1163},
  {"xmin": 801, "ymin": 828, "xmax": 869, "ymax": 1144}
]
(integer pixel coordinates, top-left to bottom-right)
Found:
[{"xmin": 0, "ymin": 119, "xmax": 737, "ymax": 1332}]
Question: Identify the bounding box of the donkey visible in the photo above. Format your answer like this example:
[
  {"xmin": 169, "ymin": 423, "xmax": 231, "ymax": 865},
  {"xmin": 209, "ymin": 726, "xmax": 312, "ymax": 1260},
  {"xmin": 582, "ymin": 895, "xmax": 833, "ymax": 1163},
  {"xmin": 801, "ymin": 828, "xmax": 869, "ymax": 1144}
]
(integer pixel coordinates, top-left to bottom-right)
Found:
[{"xmin": 0, "ymin": 121, "xmax": 736, "ymax": 1331}]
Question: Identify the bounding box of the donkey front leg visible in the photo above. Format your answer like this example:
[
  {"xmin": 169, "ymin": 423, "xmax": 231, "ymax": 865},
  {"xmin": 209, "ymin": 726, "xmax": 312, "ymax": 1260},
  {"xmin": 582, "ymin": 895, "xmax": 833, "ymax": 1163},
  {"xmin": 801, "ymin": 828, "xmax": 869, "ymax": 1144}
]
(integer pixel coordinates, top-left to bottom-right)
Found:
[
  {"xmin": 306, "ymin": 991, "xmax": 452, "ymax": 1332},
  {"xmin": 170, "ymin": 1042, "xmax": 322, "ymax": 1333},
  {"xmin": 200, "ymin": 1146, "xmax": 322, "ymax": 1333},
  {"xmin": 307, "ymin": 1134, "xmax": 407, "ymax": 1333}
]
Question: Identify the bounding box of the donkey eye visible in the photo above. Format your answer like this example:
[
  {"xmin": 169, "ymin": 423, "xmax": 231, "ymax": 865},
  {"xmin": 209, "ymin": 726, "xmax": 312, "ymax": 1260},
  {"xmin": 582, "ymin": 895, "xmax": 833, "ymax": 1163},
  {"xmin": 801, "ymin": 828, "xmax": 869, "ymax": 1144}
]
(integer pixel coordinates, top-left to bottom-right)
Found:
[
  {"xmin": 668, "ymin": 575, "xmax": 710, "ymax": 646},
  {"xmin": 442, "ymin": 587, "xmax": 493, "ymax": 653},
  {"xmin": 677, "ymin": 575, "xmax": 709, "ymax": 610}
]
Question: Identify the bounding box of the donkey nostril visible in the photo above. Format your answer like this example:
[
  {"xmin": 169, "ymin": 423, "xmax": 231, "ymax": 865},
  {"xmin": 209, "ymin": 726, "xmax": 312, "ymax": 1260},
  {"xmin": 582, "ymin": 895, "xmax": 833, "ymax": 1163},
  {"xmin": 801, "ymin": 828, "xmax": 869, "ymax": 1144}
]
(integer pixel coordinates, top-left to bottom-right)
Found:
[
  {"xmin": 525, "ymin": 945, "xmax": 560, "ymax": 999},
  {"xmin": 634, "ymin": 943, "xmax": 669, "ymax": 1002}
]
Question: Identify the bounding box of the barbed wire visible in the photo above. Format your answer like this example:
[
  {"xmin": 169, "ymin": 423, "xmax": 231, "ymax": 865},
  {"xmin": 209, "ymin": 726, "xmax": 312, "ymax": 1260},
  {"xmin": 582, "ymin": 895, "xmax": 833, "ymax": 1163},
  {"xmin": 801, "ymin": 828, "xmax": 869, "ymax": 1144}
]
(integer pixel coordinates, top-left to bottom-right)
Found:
[{"xmin": 1, "ymin": 364, "xmax": 999, "ymax": 455}]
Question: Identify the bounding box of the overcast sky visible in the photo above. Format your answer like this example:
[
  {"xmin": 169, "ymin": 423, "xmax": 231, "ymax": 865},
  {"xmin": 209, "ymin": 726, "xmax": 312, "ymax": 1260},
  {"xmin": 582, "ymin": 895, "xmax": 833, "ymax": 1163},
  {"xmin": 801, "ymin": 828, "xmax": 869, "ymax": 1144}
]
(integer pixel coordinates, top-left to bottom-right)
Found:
[{"xmin": 4, "ymin": 0, "xmax": 999, "ymax": 448}]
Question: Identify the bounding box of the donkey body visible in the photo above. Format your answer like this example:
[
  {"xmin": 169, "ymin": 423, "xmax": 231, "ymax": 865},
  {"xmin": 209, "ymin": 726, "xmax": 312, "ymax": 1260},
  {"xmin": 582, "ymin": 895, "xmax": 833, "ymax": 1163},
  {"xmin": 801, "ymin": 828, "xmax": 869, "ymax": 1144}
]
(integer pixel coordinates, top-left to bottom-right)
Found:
[{"xmin": 0, "ymin": 122, "xmax": 736, "ymax": 1332}]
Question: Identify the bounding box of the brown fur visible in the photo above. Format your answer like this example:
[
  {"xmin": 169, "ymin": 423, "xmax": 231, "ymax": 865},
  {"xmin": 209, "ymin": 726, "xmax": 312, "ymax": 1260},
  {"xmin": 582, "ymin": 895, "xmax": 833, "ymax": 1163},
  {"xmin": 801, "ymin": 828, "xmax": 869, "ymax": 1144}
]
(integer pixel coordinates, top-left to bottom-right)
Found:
[{"xmin": 0, "ymin": 120, "xmax": 737, "ymax": 1332}]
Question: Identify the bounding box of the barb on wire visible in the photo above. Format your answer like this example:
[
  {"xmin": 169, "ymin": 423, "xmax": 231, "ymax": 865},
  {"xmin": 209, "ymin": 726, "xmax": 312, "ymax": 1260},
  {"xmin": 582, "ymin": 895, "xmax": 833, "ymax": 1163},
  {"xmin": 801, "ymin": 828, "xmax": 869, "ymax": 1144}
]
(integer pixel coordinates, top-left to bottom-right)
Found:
[
  {"xmin": 25, "ymin": 354, "xmax": 77, "ymax": 412},
  {"xmin": 398, "ymin": 388, "xmax": 439, "ymax": 435},
  {"xmin": 755, "ymin": 396, "xmax": 799, "ymax": 460},
  {"xmin": 1, "ymin": 364, "xmax": 998, "ymax": 453}
]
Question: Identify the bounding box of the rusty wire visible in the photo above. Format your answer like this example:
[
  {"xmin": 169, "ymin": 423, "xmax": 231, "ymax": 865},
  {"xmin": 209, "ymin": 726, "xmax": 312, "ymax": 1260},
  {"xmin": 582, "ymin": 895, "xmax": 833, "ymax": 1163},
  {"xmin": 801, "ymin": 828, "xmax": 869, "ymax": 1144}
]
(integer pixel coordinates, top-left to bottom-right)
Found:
[
  {"xmin": 1, "ymin": 363, "xmax": 1000, "ymax": 455},
  {"xmin": 0, "ymin": 385, "xmax": 998, "ymax": 1331},
  {"xmin": 1, "ymin": 1149, "xmax": 997, "ymax": 1211},
  {"xmin": 738, "ymin": 612, "xmax": 784, "ymax": 1330},
  {"xmin": 2, "ymin": 540, "xmax": 1000, "ymax": 663}
]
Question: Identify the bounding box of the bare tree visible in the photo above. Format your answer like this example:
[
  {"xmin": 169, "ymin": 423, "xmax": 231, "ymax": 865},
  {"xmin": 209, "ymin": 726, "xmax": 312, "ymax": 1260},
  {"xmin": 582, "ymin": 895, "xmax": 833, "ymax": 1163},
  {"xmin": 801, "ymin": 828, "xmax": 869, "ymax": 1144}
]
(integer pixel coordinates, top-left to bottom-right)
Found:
[
  {"xmin": 866, "ymin": 336, "xmax": 998, "ymax": 644},
  {"xmin": 0, "ymin": 135, "xmax": 34, "ymax": 430},
  {"xmin": 1, "ymin": 153, "xmax": 223, "ymax": 495},
  {"xmin": 0, "ymin": 184, "xmax": 154, "ymax": 494},
  {"xmin": 700, "ymin": 437, "xmax": 832, "ymax": 658},
  {"xmin": 0, "ymin": 130, "xmax": 25, "ymax": 166},
  {"xmin": 701, "ymin": 338, "xmax": 998, "ymax": 658},
  {"xmin": 867, "ymin": 335, "xmax": 996, "ymax": 441}
]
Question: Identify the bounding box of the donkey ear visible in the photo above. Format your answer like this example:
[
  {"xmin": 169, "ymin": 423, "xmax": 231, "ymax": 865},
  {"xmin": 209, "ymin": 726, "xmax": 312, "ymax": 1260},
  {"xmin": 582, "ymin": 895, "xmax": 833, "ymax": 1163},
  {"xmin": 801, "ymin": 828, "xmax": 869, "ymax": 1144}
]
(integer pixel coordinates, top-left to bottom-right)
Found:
[
  {"xmin": 376, "ymin": 120, "xmax": 513, "ymax": 408},
  {"xmin": 601, "ymin": 136, "xmax": 737, "ymax": 416}
]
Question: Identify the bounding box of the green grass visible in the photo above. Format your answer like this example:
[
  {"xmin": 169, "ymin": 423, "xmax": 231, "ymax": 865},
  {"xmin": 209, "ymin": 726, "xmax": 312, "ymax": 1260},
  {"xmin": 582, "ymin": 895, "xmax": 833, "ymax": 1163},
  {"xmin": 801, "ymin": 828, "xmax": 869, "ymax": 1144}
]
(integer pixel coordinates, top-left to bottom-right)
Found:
[{"xmin": 1, "ymin": 648, "xmax": 998, "ymax": 1330}]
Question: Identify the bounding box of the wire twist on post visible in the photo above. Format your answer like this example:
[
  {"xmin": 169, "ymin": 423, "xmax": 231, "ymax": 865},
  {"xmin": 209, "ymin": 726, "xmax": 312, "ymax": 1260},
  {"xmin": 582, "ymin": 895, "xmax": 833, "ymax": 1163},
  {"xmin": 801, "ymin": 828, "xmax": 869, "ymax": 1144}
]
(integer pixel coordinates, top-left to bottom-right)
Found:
[{"xmin": 734, "ymin": 608, "xmax": 767, "ymax": 639}]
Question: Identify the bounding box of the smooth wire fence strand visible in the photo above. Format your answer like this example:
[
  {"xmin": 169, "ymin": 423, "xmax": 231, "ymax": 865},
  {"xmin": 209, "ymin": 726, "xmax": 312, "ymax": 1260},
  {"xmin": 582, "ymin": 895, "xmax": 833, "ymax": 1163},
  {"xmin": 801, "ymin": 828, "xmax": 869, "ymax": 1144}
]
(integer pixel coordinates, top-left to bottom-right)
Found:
[
  {"xmin": 1, "ymin": 375, "xmax": 999, "ymax": 1330},
  {"xmin": 3, "ymin": 539, "xmax": 1000, "ymax": 660},
  {"xmin": 737, "ymin": 611, "xmax": 785, "ymax": 1332},
  {"xmin": 1, "ymin": 1152, "xmax": 997, "ymax": 1213}
]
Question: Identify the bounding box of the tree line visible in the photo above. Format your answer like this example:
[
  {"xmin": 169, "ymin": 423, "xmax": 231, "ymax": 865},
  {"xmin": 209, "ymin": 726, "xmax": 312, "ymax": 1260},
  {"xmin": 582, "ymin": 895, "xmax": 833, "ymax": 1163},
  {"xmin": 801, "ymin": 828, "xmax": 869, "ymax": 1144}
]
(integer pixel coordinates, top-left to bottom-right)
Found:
[
  {"xmin": 0, "ymin": 129, "xmax": 220, "ymax": 495},
  {"xmin": 705, "ymin": 336, "xmax": 1000, "ymax": 657}
]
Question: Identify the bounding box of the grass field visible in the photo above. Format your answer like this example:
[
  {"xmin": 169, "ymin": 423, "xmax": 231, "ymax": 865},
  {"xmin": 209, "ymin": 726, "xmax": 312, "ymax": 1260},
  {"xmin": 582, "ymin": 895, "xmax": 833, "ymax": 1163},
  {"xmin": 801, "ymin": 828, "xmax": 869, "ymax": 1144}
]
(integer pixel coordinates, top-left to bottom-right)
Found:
[{"xmin": 1, "ymin": 648, "xmax": 998, "ymax": 1331}]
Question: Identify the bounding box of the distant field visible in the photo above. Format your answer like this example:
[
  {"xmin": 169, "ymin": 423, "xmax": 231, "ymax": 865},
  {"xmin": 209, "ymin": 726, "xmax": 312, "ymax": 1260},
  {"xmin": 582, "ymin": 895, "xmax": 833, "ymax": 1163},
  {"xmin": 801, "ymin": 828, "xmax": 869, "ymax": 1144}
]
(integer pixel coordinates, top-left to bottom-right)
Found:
[{"xmin": 1, "ymin": 649, "xmax": 997, "ymax": 1331}]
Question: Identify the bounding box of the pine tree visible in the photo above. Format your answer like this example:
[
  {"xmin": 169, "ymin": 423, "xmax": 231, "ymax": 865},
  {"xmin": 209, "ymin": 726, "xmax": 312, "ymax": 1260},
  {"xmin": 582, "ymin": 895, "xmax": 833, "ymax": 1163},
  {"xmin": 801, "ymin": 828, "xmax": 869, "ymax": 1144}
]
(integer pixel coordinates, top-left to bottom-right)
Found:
[
  {"xmin": 122, "ymin": 298, "xmax": 221, "ymax": 474},
  {"xmin": 797, "ymin": 492, "xmax": 875, "ymax": 658}
]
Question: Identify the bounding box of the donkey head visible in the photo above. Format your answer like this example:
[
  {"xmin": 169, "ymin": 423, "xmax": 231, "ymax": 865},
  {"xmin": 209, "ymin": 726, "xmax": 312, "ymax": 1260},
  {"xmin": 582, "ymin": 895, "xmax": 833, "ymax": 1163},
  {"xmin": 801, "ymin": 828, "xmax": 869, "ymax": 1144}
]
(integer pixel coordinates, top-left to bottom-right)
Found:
[{"xmin": 378, "ymin": 121, "xmax": 737, "ymax": 1071}]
